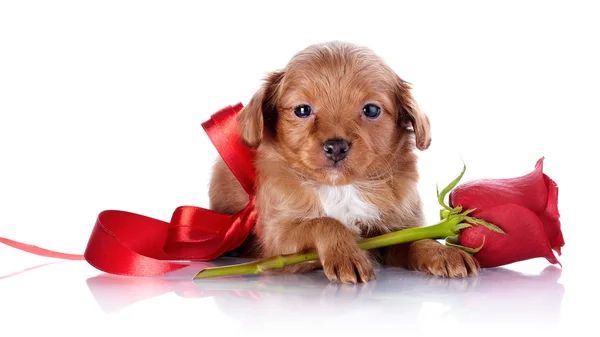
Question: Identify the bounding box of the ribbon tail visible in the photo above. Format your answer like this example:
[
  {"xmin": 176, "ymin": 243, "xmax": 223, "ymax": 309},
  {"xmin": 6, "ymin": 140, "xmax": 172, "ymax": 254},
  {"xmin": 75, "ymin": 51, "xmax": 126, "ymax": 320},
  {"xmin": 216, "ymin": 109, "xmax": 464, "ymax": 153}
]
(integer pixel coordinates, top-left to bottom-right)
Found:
[{"xmin": 0, "ymin": 236, "xmax": 85, "ymax": 260}]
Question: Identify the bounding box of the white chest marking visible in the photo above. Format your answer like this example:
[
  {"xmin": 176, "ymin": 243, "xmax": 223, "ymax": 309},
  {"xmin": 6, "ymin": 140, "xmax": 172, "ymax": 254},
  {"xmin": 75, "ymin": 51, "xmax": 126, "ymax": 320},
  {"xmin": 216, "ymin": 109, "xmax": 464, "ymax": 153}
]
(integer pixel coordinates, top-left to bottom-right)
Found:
[{"xmin": 316, "ymin": 184, "xmax": 380, "ymax": 231}]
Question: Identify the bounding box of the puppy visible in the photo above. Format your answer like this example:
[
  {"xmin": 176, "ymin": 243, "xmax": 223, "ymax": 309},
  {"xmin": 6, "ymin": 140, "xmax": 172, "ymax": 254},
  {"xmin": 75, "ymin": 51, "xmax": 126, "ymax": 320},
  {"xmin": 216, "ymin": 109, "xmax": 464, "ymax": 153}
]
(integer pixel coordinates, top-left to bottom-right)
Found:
[{"xmin": 209, "ymin": 41, "xmax": 479, "ymax": 283}]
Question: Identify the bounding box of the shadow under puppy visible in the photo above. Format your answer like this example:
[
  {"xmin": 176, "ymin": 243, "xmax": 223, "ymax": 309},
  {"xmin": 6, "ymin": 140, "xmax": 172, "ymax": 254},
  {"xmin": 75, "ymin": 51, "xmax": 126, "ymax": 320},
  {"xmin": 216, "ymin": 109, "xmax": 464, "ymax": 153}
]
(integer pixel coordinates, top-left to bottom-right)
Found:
[{"xmin": 209, "ymin": 41, "xmax": 479, "ymax": 283}]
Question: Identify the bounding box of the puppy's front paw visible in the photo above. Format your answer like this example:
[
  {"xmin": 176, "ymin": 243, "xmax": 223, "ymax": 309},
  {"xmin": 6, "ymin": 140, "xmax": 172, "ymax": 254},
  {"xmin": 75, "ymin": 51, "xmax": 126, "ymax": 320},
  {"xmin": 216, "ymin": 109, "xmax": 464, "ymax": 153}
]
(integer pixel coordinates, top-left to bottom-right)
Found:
[
  {"xmin": 320, "ymin": 242, "xmax": 376, "ymax": 284},
  {"xmin": 409, "ymin": 240, "xmax": 480, "ymax": 278}
]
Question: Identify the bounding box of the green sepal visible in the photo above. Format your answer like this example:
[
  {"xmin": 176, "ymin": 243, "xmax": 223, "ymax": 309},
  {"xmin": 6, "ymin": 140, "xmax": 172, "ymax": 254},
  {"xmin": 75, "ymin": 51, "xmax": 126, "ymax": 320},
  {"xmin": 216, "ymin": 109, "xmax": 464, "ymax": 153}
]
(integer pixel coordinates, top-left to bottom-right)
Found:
[
  {"xmin": 445, "ymin": 235, "xmax": 460, "ymax": 244},
  {"xmin": 454, "ymin": 222, "xmax": 472, "ymax": 231},
  {"xmin": 445, "ymin": 236, "xmax": 486, "ymax": 254},
  {"xmin": 465, "ymin": 216, "xmax": 505, "ymax": 234},
  {"xmin": 460, "ymin": 208, "xmax": 475, "ymax": 216},
  {"xmin": 437, "ymin": 162, "xmax": 467, "ymax": 211}
]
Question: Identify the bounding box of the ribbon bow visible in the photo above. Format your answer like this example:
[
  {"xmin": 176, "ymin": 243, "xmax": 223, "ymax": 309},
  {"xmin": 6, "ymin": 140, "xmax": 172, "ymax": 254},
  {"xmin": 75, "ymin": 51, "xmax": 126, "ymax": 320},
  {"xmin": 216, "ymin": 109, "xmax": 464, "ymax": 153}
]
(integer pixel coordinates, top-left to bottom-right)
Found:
[{"xmin": 0, "ymin": 103, "xmax": 258, "ymax": 277}]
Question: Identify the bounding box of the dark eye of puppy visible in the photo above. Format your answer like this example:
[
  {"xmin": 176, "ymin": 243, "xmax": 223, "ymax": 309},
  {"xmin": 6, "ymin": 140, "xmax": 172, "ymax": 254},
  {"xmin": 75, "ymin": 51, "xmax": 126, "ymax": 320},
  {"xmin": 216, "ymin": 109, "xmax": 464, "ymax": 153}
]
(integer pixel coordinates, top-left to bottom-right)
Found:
[
  {"xmin": 294, "ymin": 105, "xmax": 312, "ymax": 118},
  {"xmin": 362, "ymin": 104, "xmax": 381, "ymax": 119}
]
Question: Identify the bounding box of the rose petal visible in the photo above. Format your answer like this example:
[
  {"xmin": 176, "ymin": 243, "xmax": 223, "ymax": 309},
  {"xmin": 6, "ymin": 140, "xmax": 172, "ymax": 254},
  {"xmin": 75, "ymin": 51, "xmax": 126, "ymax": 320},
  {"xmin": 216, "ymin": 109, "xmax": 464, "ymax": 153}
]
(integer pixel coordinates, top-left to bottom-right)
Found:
[
  {"xmin": 541, "ymin": 174, "xmax": 564, "ymax": 255},
  {"xmin": 459, "ymin": 203, "xmax": 560, "ymax": 268},
  {"xmin": 449, "ymin": 158, "xmax": 549, "ymax": 217}
]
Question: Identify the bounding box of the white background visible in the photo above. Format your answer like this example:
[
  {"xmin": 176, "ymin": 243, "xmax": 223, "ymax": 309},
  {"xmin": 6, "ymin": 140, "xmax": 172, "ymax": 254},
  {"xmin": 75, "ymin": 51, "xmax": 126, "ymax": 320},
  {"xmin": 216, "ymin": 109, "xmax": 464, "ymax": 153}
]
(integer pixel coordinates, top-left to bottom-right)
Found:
[{"xmin": 1, "ymin": 1, "xmax": 598, "ymax": 336}]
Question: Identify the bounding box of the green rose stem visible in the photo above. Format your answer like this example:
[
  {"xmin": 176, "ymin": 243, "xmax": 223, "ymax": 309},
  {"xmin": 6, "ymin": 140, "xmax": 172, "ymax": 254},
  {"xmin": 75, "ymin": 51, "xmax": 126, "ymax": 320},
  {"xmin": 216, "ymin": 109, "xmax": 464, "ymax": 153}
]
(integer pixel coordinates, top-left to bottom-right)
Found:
[{"xmin": 193, "ymin": 163, "xmax": 505, "ymax": 281}]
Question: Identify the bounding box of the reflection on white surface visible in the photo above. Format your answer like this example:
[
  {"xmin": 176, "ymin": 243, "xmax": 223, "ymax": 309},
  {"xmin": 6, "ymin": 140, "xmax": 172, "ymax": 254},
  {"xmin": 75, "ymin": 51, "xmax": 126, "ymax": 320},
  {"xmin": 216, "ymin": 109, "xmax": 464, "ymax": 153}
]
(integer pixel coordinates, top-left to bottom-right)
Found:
[
  {"xmin": 0, "ymin": 254, "xmax": 591, "ymax": 337},
  {"xmin": 82, "ymin": 258, "xmax": 565, "ymax": 335}
]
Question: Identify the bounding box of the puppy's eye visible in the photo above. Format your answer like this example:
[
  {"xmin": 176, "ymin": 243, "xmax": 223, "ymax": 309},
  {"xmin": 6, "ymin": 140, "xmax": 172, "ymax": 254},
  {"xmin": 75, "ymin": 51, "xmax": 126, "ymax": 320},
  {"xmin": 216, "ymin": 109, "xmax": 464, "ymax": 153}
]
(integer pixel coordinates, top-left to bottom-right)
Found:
[
  {"xmin": 294, "ymin": 104, "xmax": 312, "ymax": 118},
  {"xmin": 362, "ymin": 104, "xmax": 381, "ymax": 119}
]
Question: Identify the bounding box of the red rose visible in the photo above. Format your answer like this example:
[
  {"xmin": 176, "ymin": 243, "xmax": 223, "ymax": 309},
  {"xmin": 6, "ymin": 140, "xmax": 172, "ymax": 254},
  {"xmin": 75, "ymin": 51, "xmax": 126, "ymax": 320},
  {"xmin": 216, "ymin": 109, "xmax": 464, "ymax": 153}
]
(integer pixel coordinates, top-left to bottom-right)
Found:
[{"xmin": 448, "ymin": 158, "xmax": 564, "ymax": 268}]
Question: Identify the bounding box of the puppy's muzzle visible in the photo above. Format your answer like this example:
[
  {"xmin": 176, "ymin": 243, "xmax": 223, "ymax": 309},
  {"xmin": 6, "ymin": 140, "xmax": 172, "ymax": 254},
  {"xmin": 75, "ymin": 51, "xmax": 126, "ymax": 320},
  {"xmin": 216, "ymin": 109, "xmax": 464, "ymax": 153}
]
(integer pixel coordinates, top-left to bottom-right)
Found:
[{"xmin": 323, "ymin": 138, "xmax": 350, "ymax": 163}]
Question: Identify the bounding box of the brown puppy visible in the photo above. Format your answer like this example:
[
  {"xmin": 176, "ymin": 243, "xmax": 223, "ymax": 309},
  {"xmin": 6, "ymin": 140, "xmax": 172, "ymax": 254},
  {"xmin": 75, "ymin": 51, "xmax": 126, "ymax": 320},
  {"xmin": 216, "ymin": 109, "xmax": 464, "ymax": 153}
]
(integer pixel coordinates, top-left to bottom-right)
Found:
[{"xmin": 209, "ymin": 41, "xmax": 479, "ymax": 283}]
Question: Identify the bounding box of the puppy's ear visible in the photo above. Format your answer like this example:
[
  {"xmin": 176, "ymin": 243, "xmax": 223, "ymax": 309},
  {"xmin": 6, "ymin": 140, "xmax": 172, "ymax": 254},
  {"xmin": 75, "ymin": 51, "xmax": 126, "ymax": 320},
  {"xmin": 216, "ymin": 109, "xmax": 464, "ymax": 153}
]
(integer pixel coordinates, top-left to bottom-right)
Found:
[
  {"xmin": 395, "ymin": 78, "xmax": 431, "ymax": 151},
  {"xmin": 238, "ymin": 71, "xmax": 284, "ymax": 148}
]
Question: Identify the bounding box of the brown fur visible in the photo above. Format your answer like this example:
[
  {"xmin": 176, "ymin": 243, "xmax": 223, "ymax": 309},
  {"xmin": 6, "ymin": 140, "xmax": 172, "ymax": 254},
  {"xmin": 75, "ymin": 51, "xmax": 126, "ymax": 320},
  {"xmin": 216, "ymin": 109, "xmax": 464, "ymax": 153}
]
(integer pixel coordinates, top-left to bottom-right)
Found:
[{"xmin": 209, "ymin": 41, "xmax": 479, "ymax": 283}]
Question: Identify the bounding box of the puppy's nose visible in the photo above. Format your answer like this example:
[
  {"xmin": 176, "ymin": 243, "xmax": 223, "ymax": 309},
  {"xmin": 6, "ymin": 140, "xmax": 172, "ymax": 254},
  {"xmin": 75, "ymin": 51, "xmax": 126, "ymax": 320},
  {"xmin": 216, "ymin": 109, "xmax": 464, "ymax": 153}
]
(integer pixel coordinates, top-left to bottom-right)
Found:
[{"xmin": 323, "ymin": 138, "xmax": 350, "ymax": 163}]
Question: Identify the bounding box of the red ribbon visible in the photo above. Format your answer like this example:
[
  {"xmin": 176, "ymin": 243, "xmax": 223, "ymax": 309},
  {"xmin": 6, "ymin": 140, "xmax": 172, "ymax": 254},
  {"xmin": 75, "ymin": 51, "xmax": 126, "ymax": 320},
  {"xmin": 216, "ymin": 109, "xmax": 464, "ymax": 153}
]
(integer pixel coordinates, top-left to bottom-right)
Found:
[{"xmin": 0, "ymin": 103, "xmax": 258, "ymax": 277}]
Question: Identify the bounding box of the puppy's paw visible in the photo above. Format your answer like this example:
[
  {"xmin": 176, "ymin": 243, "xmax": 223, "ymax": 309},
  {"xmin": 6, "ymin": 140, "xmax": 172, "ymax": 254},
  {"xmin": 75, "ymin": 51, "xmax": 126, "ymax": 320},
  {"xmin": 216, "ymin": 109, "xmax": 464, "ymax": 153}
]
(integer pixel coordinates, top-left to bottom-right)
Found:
[
  {"xmin": 320, "ymin": 243, "xmax": 376, "ymax": 284},
  {"xmin": 409, "ymin": 240, "xmax": 480, "ymax": 278}
]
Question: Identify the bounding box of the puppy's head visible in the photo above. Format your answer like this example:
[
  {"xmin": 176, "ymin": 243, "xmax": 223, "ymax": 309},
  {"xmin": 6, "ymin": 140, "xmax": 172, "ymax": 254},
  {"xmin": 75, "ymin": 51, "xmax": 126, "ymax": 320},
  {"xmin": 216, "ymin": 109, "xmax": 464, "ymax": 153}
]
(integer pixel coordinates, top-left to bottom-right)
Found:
[{"xmin": 238, "ymin": 41, "xmax": 431, "ymax": 185}]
